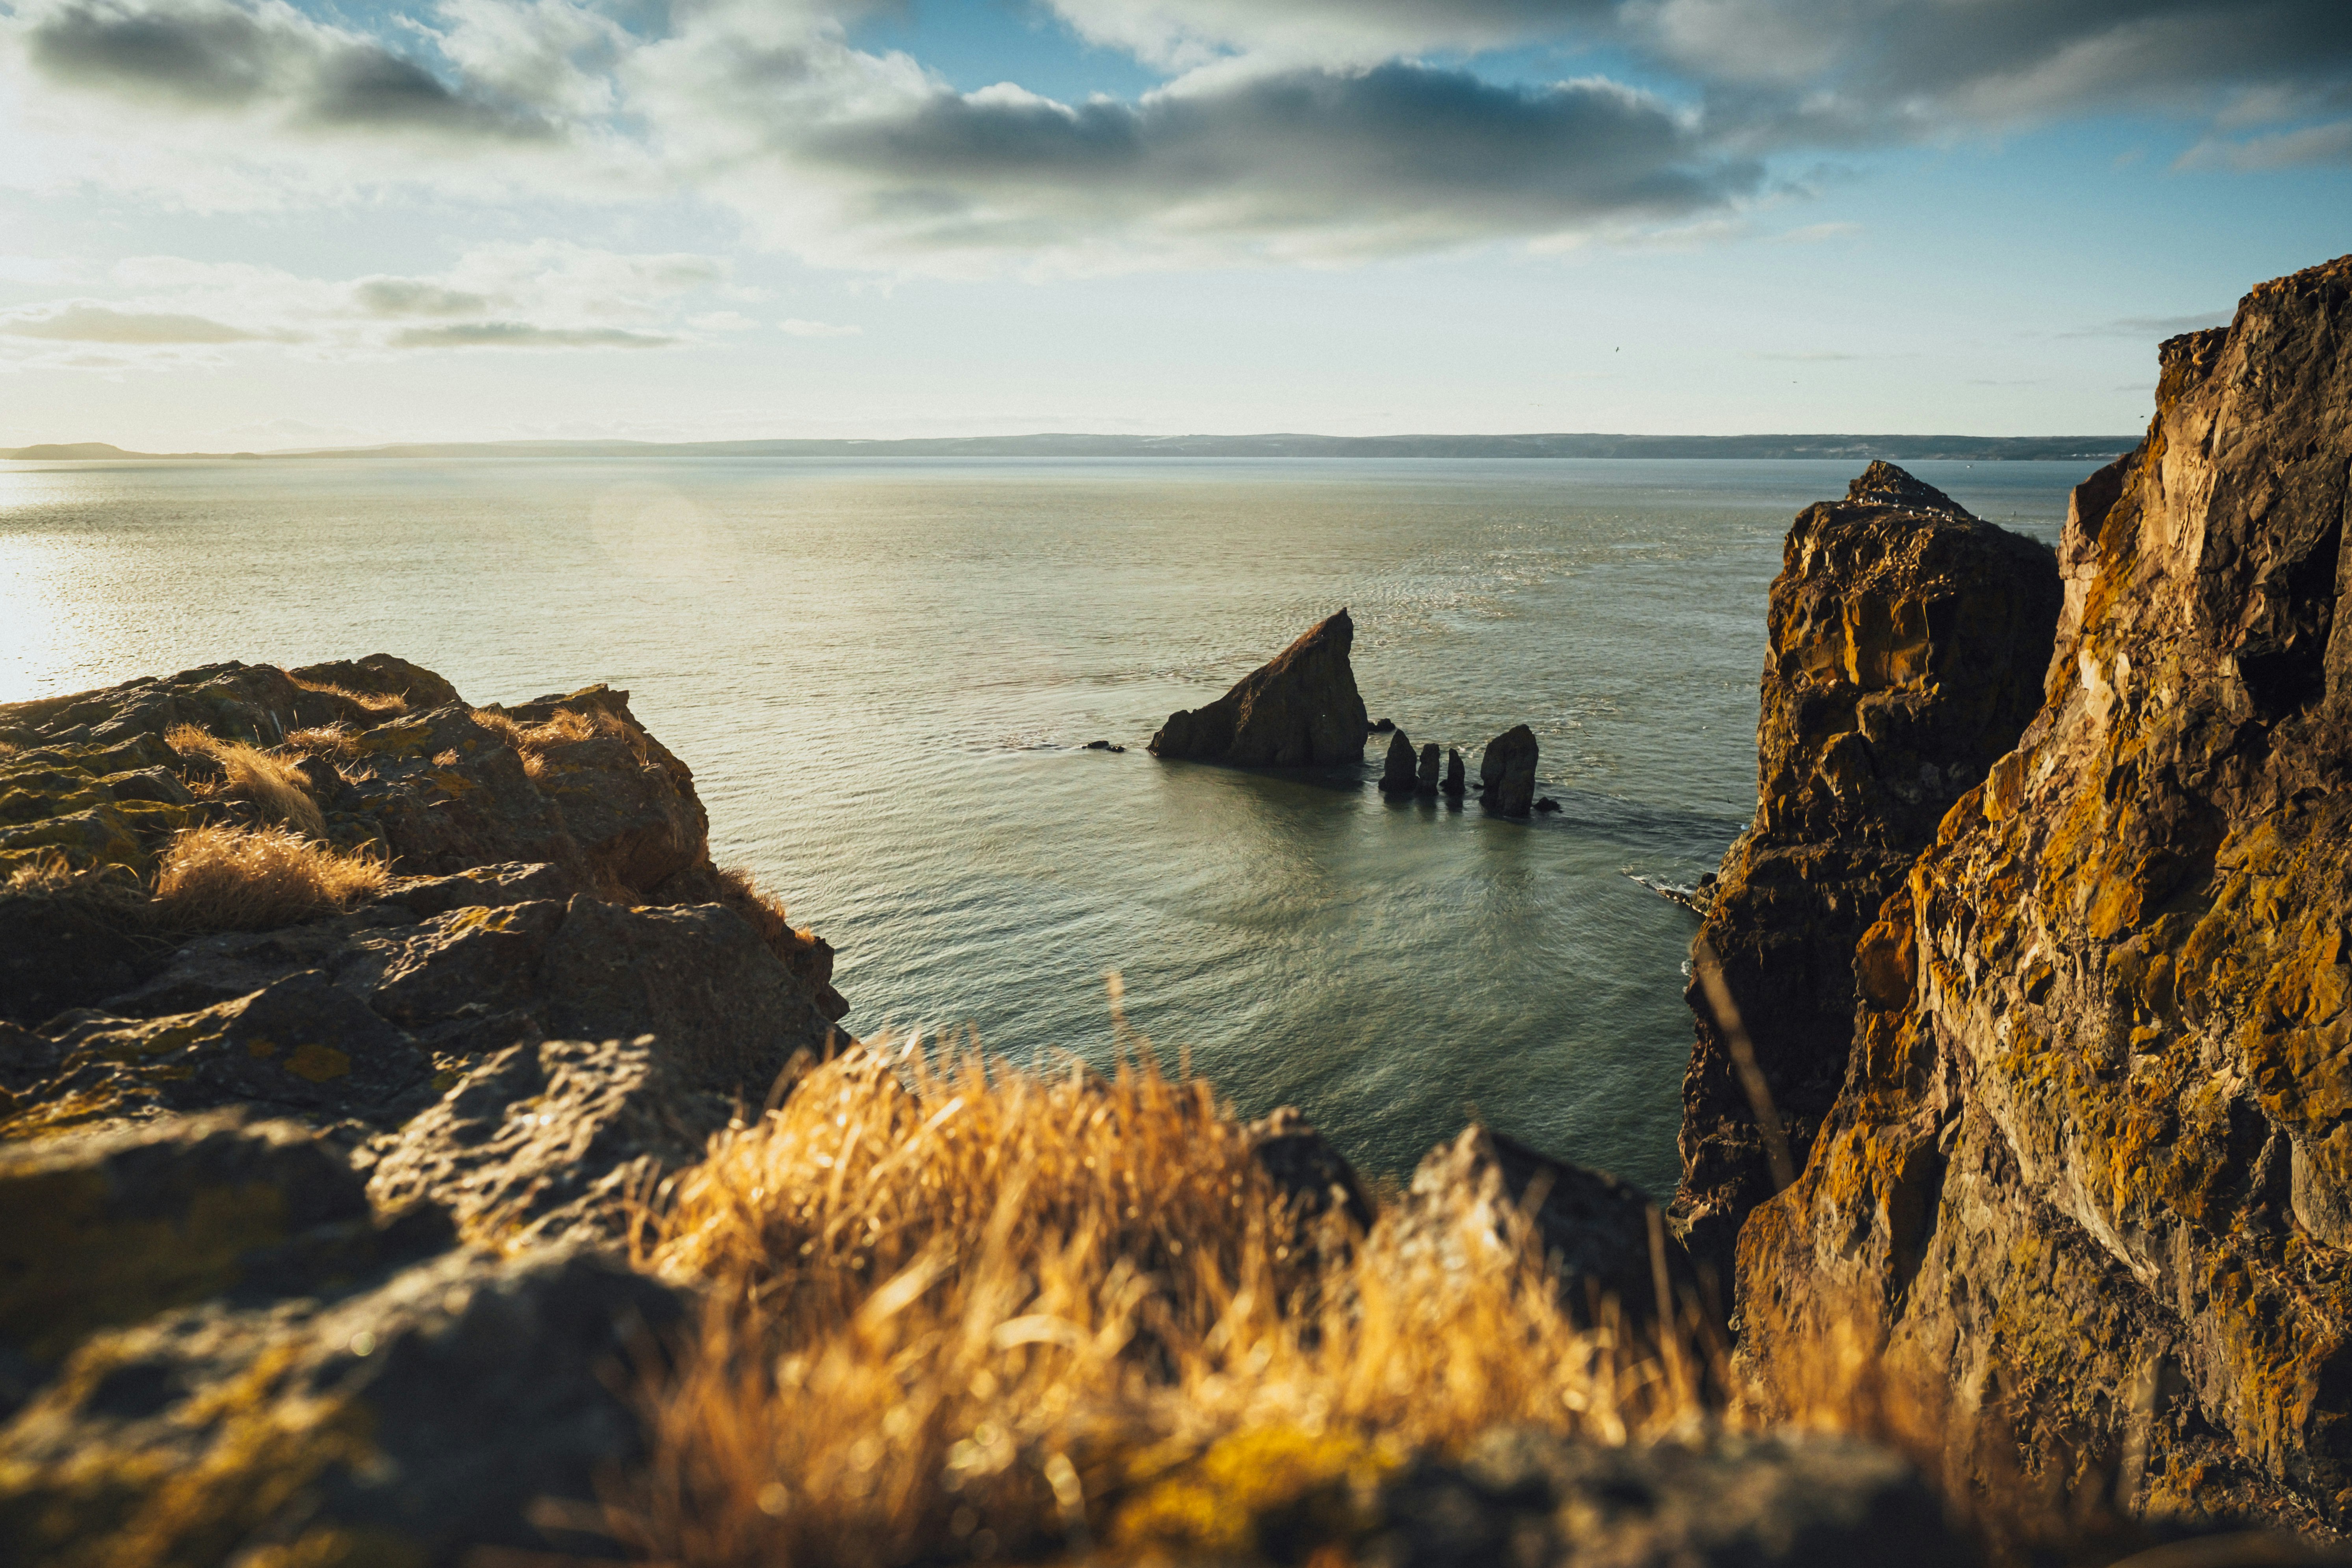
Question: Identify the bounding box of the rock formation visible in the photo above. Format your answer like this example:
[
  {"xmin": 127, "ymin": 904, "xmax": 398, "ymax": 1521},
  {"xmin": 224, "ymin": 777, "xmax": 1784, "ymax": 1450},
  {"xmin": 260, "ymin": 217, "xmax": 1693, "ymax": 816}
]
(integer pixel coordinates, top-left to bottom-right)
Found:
[
  {"xmin": 1444, "ymin": 748, "xmax": 1466, "ymax": 796},
  {"xmin": 1670, "ymin": 463, "xmax": 2061, "ymax": 1282},
  {"xmin": 1416, "ymin": 741, "xmax": 1441, "ymax": 796},
  {"xmin": 1480, "ymin": 725, "xmax": 1540, "ymax": 817},
  {"xmin": 1380, "ymin": 728, "xmax": 1418, "ymax": 793},
  {"xmin": 1149, "ymin": 609, "xmax": 1370, "ymax": 767},
  {"xmin": 1739, "ymin": 255, "xmax": 2352, "ymax": 1527},
  {"xmin": 0, "ymin": 657, "xmax": 848, "ymax": 1560}
]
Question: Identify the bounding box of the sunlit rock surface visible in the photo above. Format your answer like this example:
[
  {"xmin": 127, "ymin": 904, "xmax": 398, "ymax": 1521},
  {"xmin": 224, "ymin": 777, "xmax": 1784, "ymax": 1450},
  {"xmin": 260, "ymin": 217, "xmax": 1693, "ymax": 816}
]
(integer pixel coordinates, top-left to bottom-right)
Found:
[
  {"xmin": 1740, "ymin": 254, "xmax": 2352, "ymax": 1528},
  {"xmin": 1149, "ymin": 608, "xmax": 1370, "ymax": 767},
  {"xmin": 1671, "ymin": 462, "xmax": 2061, "ymax": 1284}
]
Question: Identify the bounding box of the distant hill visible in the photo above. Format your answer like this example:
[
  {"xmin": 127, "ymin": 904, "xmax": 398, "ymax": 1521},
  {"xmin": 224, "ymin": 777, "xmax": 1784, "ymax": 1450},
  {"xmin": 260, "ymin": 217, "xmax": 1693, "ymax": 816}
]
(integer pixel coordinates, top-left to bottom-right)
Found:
[{"xmin": 4, "ymin": 432, "xmax": 2139, "ymax": 462}]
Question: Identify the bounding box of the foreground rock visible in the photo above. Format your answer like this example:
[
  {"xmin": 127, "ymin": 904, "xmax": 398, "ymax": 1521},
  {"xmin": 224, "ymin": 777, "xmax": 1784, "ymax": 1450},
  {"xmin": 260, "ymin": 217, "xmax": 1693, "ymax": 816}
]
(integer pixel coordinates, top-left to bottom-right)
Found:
[
  {"xmin": 1740, "ymin": 255, "xmax": 2352, "ymax": 1527},
  {"xmin": 1371, "ymin": 1427, "xmax": 1970, "ymax": 1568},
  {"xmin": 1670, "ymin": 462, "xmax": 2060, "ymax": 1282},
  {"xmin": 1150, "ymin": 610, "xmax": 1370, "ymax": 767},
  {"xmin": 0, "ymin": 657, "xmax": 846, "ymax": 1562},
  {"xmin": 0, "ymin": 1113, "xmax": 686, "ymax": 1563}
]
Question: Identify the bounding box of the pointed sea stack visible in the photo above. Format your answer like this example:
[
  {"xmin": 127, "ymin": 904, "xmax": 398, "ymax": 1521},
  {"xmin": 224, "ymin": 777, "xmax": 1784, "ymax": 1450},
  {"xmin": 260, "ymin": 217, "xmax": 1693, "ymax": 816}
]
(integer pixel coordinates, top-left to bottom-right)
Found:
[
  {"xmin": 1415, "ymin": 742, "xmax": 1440, "ymax": 795},
  {"xmin": 1378, "ymin": 729, "xmax": 1417, "ymax": 793},
  {"xmin": 1149, "ymin": 610, "xmax": 1370, "ymax": 767},
  {"xmin": 1478, "ymin": 725, "xmax": 1538, "ymax": 816},
  {"xmin": 1442, "ymin": 748, "xmax": 1465, "ymax": 796}
]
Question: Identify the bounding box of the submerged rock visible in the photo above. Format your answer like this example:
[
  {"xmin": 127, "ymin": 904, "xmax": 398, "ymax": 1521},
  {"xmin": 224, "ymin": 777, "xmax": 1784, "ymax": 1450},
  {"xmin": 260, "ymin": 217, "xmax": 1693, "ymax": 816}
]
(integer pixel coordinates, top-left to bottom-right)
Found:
[
  {"xmin": 1379, "ymin": 728, "xmax": 1418, "ymax": 793},
  {"xmin": 1670, "ymin": 459, "xmax": 2060, "ymax": 1286},
  {"xmin": 1149, "ymin": 610, "xmax": 1370, "ymax": 767},
  {"xmin": 1478, "ymin": 725, "xmax": 1539, "ymax": 817},
  {"xmin": 1741, "ymin": 255, "xmax": 2352, "ymax": 1526}
]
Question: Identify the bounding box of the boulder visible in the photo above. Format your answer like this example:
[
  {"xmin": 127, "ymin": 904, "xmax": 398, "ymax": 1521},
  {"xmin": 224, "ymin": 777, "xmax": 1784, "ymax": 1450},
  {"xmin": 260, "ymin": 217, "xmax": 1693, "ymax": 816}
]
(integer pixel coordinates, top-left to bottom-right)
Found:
[
  {"xmin": 1370, "ymin": 1428, "xmax": 1971, "ymax": 1568},
  {"xmin": 1416, "ymin": 742, "xmax": 1441, "ymax": 796},
  {"xmin": 540, "ymin": 895, "xmax": 843, "ymax": 1097},
  {"xmin": 1149, "ymin": 610, "xmax": 1370, "ymax": 767},
  {"xmin": 0, "ymin": 1239, "xmax": 686, "ymax": 1566},
  {"xmin": 1443, "ymin": 748, "xmax": 1465, "ymax": 796},
  {"xmin": 366, "ymin": 1036, "xmax": 731, "ymax": 1248},
  {"xmin": 1670, "ymin": 461, "xmax": 2061, "ymax": 1284},
  {"xmin": 1379, "ymin": 729, "xmax": 1418, "ymax": 793},
  {"xmin": 1245, "ymin": 1105, "xmax": 1374, "ymax": 1229},
  {"xmin": 1479, "ymin": 725, "xmax": 1539, "ymax": 817},
  {"xmin": 1393, "ymin": 1125, "xmax": 1700, "ymax": 1332},
  {"xmin": 1740, "ymin": 255, "xmax": 2352, "ymax": 1526}
]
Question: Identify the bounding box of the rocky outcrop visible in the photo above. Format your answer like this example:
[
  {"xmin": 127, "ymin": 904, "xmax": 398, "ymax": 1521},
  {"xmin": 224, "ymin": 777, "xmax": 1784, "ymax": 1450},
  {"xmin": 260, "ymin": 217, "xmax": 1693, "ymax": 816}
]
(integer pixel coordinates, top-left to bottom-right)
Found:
[
  {"xmin": 1444, "ymin": 748, "xmax": 1466, "ymax": 796},
  {"xmin": 1149, "ymin": 610, "xmax": 1370, "ymax": 767},
  {"xmin": 0, "ymin": 657, "xmax": 845, "ymax": 1562},
  {"xmin": 1739, "ymin": 256, "xmax": 2352, "ymax": 1528},
  {"xmin": 1417, "ymin": 742, "xmax": 1441, "ymax": 796},
  {"xmin": 1479, "ymin": 725, "xmax": 1540, "ymax": 817},
  {"xmin": 1671, "ymin": 464, "xmax": 2061, "ymax": 1281}
]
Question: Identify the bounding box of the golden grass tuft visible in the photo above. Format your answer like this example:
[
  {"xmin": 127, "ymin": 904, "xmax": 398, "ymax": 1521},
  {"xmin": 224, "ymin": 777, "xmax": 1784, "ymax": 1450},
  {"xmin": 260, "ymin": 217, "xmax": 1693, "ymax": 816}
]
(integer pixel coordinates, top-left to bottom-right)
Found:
[
  {"xmin": 165, "ymin": 725, "xmax": 327, "ymax": 840},
  {"xmin": 4, "ymin": 850, "xmax": 82, "ymax": 895},
  {"xmin": 281, "ymin": 723, "xmax": 361, "ymax": 764},
  {"xmin": 286, "ymin": 676, "xmax": 408, "ymax": 717},
  {"xmin": 151, "ymin": 823, "xmax": 388, "ymax": 930},
  {"xmin": 617, "ymin": 1041, "xmax": 1698, "ymax": 1568},
  {"xmin": 473, "ymin": 706, "xmax": 649, "ymax": 780},
  {"xmin": 714, "ymin": 863, "xmax": 819, "ymax": 956}
]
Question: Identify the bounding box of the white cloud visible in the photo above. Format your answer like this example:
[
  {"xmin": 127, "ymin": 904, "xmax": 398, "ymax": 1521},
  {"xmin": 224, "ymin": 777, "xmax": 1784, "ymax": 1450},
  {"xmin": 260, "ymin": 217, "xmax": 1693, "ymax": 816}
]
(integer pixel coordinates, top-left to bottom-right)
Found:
[
  {"xmin": 0, "ymin": 239, "xmax": 729, "ymax": 368},
  {"xmin": 776, "ymin": 317, "xmax": 861, "ymax": 336}
]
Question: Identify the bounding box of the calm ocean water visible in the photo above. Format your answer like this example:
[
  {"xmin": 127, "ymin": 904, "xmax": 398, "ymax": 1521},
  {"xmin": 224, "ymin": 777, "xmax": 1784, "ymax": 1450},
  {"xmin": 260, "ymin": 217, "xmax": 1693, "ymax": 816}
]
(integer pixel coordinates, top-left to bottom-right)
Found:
[{"xmin": 0, "ymin": 456, "xmax": 2088, "ymax": 1195}]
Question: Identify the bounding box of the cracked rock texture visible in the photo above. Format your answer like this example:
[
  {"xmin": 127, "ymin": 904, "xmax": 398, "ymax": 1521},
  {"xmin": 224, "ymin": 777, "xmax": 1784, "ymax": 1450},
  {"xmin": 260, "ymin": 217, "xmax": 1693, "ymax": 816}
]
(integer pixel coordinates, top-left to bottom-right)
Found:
[
  {"xmin": 1671, "ymin": 463, "xmax": 2062, "ymax": 1284},
  {"xmin": 1739, "ymin": 254, "xmax": 2352, "ymax": 1528}
]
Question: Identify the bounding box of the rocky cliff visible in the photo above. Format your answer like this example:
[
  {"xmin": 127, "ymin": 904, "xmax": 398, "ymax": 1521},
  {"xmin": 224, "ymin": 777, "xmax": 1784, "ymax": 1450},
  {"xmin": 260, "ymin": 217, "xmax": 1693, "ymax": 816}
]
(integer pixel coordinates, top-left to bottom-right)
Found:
[
  {"xmin": 1150, "ymin": 609, "xmax": 1370, "ymax": 766},
  {"xmin": 1672, "ymin": 464, "xmax": 2062, "ymax": 1280},
  {"xmin": 1739, "ymin": 255, "xmax": 2352, "ymax": 1528}
]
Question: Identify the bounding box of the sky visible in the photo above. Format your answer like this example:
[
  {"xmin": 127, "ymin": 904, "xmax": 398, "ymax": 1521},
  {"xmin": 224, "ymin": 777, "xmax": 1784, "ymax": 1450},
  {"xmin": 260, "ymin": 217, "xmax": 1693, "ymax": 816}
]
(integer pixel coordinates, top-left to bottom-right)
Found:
[{"xmin": 0, "ymin": 0, "xmax": 2348, "ymax": 449}]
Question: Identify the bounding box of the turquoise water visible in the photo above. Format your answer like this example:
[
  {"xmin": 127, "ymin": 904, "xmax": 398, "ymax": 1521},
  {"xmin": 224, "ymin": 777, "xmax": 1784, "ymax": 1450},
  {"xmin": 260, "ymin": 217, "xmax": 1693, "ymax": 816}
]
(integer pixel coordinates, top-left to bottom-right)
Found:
[{"xmin": 0, "ymin": 456, "xmax": 2087, "ymax": 1195}]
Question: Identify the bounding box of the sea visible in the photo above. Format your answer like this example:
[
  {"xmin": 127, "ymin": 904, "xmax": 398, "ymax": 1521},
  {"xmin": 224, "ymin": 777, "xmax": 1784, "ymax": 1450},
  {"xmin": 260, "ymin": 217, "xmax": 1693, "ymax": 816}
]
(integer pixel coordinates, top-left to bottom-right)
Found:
[{"xmin": 0, "ymin": 456, "xmax": 2090, "ymax": 1198}]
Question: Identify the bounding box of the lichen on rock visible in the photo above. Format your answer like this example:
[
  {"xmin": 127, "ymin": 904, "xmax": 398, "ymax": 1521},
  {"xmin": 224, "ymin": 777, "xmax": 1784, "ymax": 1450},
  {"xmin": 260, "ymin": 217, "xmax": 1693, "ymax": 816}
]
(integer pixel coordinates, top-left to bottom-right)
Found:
[{"xmin": 1738, "ymin": 254, "xmax": 2352, "ymax": 1529}]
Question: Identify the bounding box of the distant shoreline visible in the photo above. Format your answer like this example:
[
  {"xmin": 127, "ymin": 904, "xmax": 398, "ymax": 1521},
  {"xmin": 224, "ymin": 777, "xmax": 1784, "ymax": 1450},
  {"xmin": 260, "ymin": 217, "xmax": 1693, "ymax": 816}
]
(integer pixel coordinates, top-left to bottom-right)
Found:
[{"xmin": 0, "ymin": 432, "xmax": 2137, "ymax": 464}]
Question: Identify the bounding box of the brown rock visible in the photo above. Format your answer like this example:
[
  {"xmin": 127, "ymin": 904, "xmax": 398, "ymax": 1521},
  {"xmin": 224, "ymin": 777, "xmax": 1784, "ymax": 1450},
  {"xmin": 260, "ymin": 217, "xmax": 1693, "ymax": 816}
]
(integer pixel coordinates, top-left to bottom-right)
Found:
[
  {"xmin": 1443, "ymin": 748, "xmax": 1466, "ymax": 795},
  {"xmin": 1671, "ymin": 461, "xmax": 2059, "ymax": 1285},
  {"xmin": 1149, "ymin": 609, "xmax": 1370, "ymax": 766},
  {"xmin": 1416, "ymin": 741, "xmax": 1441, "ymax": 795},
  {"xmin": 1739, "ymin": 255, "xmax": 2352, "ymax": 1527}
]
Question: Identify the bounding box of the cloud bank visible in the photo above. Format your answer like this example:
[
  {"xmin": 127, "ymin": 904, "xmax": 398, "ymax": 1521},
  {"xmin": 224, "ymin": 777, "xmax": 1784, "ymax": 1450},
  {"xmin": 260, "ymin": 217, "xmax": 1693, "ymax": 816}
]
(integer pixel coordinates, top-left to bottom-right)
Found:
[{"xmin": 0, "ymin": 0, "xmax": 2344, "ymax": 275}]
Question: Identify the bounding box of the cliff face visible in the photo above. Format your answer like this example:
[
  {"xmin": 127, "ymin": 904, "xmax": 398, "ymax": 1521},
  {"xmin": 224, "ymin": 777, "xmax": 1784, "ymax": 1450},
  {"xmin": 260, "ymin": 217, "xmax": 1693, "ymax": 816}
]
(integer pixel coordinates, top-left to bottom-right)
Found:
[
  {"xmin": 1150, "ymin": 609, "xmax": 1370, "ymax": 766},
  {"xmin": 1673, "ymin": 465, "xmax": 2062, "ymax": 1277},
  {"xmin": 1740, "ymin": 255, "xmax": 2352, "ymax": 1525}
]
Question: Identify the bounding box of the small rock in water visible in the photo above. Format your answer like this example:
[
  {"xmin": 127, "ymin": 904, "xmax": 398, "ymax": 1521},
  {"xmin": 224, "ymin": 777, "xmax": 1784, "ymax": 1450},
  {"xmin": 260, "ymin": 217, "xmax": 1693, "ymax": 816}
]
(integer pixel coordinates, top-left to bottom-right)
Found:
[
  {"xmin": 1379, "ymin": 729, "xmax": 1418, "ymax": 794},
  {"xmin": 1370, "ymin": 717, "xmax": 1396, "ymax": 733},
  {"xmin": 1416, "ymin": 742, "xmax": 1441, "ymax": 796},
  {"xmin": 1479, "ymin": 725, "xmax": 1539, "ymax": 817},
  {"xmin": 1443, "ymin": 748, "xmax": 1466, "ymax": 795},
  {"xmin": 1535, "ymin": 797, "xmax": 1561, "ymax": 814},
  {"xmin": 1080, "ymin": 740, "xmax": 1127, "ymax": 753}
]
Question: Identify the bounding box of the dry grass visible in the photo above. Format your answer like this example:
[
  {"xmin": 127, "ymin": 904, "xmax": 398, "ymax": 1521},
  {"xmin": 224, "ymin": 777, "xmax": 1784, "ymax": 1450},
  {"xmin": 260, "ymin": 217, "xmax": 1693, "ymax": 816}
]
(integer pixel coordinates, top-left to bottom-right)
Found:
[
  {"xmin": 281, "ymin": 723, "xmax": 361, "ymax": 764},
  {"xmin": 473, "ymin": 706, "xmax": 649, "ymax": 780},
  {"xmin": 714, "ymin": 863, "xmax": 819, "ymax": 955},
  {"xmin": 4, "ymin": 850, "xmax": 81, "ymax": 895},
  {"xmin": 286, "ymin": 675, "xmax": 408, "ymax": 717},
  {"xmin": 150, "ymin": 823, "xmax": 388, "ymax": 930},
  {"xmin": 165, "ymin": 724, "xmax": 327, "ymax": 840},
  {"xmin": 617, "ymin": 1040, "xmax": 1698, "ymax": 1568}
]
